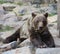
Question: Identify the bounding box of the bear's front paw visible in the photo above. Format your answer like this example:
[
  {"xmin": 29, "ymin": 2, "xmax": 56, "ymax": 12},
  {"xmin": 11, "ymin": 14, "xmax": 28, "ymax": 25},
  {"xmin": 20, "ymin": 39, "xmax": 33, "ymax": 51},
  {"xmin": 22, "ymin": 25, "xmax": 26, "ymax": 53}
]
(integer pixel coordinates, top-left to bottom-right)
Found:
[{"xmin": 38, "ymin": 44, "xmax": 47, "ymax": 48}]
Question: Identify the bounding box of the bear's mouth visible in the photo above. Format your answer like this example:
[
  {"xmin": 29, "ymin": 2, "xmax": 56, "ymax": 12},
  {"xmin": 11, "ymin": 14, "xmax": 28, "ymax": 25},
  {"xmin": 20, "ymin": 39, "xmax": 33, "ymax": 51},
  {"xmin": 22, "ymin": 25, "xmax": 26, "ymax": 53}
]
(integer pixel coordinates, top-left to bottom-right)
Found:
[
  {"xmin": 34, "ymin": 29, "xmax": 43, "ymax": 33},
  {"xmin": 31, "ymin": 26, "xmax": 46, "ymax": 33},
  {"xmin": 34, "ymin": 27, "xmax": 46, "ymax": 33}
]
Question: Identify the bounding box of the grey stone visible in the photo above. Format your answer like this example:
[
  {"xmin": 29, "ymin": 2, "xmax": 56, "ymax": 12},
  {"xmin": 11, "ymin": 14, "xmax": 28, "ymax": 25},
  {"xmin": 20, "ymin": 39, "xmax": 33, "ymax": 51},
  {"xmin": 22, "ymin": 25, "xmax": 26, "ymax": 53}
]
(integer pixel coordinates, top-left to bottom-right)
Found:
[
  {"xmin": 0, "ymin": 41, "xmax": 19, "ymax": 52},
  {"xmin": 0, "ymin": 5, "xmax": 5, "ymax": 18},
  {"xmin": 36, "ymin": 48, "xmax": 60, "ymax": 54},
  {"xmin": 2, "ymin": 47, "xmax": 31, "ymax": 54},
  {"xmin": 39, "ymin": 4, "xmax": 57, "ymax": 14},
  {"xmin": 19, "ymin": 38, "xmax": 32, "ymax": 47},
  {"xmin": 0, "ymin": 21, "xmax": 25, "ymax": 43},
  {"xmin": 2, "ymin": 46, "xmax": 60, "ymax": 54},
  {"xmin": 2, "ymin": 3, "xmax": 17, "ymax": 11},
  {"xmin": 2, "ymin": 12, "xmax": 24, "ymax": 27},
  {"xmin": 0, "ymin": 12, "xmax": 17, "ymax": 26},
  {"xmin": 13, "ymin": 6, "xmax": 39, "ymax": 16}
]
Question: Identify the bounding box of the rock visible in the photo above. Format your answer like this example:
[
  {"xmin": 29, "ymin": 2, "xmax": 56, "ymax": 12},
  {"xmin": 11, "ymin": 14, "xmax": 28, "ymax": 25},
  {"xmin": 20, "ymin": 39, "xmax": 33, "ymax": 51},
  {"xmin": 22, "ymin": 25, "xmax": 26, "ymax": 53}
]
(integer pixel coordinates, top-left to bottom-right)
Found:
[
  {"xmin": 0, "ymin": 5, "xmax": 5, "ymax": 18},
  {"xmin": 48, "ymin": 23, "xmax": 59, "ymax": 37},
  {"xmin": 19, "ymin": 38, "xmax": 35, "ymax": 54},
  {"xmin": 2, "ymin": 12, "xmax": 16, "ymax": 21},
  {"xmin": 0, "ymin": 22, "xmax": 25, "ymax": 43},
  {"xmin": 0, "ymin": 12, "xmax": 17, "ymax": 26},
  {"xmin": 48, "ymin": 15, "xmax": 57, "ymax": 24},
  {"xmin": 2, "ymin": 3, "xmax": 17, "ymax": 11},
  {"xmin": 39, "ymin": 4, "xmax": 57, "ymax": 14},
  {"xmin": 13, "ymin": 6, "xmax": 39, "ymax": 16},
  {"xmin": 3, "ymin": 12, "xmax": 16, "ymax": 19},
  {"xmin": 21, "ymin": 14, "xmax": 31, "ymax": 21},
  {"xmin": 19, "ymin": 38, "xmax": 32, "ymax": 47},
  {"xmin": 2, "ymin": 46, "xmax": 60, "ymax": 54},
  {"xmin": 2, "ymin": 12, "xmax": 23, "ymax": 27},
  {"xmin": 36, "ymin": 48, "xmax": 60, "ymax": 54},
  {"xmin": 47, "ymin": 15, "xmax": 58, "ymax": 37},
  {"xmin": 0, "ymin": 41, "xmax": 19, "ymax": 52},
  {"xmin": 54, "ymin": 37, "xmax": 60, "ymax": 47},
  {"xmin": 2, "ymin": 47, "xmax": 32, "ymax": 54},
  {"xmin": 13, "ymin": 6, "xmax": 27, "ymax": 16},
  {"xmin": 3, "ymin": 16, "xmax": 18, "ymax": 26}
]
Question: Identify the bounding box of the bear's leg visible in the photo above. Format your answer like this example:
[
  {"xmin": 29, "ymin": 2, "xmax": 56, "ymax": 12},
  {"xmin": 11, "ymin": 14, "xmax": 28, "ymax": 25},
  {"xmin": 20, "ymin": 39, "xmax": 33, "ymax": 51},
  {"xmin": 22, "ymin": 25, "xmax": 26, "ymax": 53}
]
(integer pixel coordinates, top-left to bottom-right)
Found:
[
  {"xmin": 30, "ymin": 36, "xmax": 47, "ymax": 48},
  {"xmin": 43, "ymin": 32, "xmax": 55, "ymax": 48},
  {"xmin": 48, "ymin": 35, "xmax": 55, "ymax": 47}
]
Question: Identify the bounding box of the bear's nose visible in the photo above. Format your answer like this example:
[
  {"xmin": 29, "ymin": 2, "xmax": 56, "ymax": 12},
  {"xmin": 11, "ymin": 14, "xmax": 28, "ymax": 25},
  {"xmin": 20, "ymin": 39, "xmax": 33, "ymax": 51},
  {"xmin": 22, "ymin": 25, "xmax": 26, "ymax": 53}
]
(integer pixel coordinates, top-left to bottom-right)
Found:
[{"xmin": 39, "ymin": 27, "xmax": 43, "ymax": 30}]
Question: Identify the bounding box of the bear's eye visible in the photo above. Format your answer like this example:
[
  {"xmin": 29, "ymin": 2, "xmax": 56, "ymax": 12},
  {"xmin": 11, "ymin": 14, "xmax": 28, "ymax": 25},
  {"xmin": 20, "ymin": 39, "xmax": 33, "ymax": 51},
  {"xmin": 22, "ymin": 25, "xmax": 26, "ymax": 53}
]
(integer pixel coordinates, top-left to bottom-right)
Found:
[
  {"xmin": 36, "ymin": 20, "xmax": 39, "ymax": 23},
  {"xmin": 43, "ymin": 21, "xmax": 47, "ymax": 26}
]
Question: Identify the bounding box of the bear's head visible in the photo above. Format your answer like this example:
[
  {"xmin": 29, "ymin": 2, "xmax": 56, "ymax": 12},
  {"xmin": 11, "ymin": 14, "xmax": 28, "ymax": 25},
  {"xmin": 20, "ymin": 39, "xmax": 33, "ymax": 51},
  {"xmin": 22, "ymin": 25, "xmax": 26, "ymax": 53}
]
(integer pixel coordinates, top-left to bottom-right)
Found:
[{"xmin": 31, "ymin": 13, "xmax": 48, "ymax": 33}]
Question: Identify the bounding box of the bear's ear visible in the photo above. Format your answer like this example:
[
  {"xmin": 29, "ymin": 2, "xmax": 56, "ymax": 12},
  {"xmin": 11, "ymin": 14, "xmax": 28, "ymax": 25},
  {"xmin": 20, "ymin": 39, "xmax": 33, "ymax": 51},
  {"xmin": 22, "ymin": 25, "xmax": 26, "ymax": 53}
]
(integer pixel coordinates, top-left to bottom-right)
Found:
[
  {"xmin": 44, "ymin": 13, "xmax": 48, "ymax": 18},
  {"xmin": 32, "ymin": 13, "xmax": 36, "ymax": 18}
]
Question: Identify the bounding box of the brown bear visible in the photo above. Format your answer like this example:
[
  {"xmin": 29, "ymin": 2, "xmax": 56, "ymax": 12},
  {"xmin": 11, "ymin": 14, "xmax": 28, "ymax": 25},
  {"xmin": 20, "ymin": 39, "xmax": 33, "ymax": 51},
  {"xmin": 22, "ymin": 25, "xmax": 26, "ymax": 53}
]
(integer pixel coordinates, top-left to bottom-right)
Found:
[{"xmin": 28, "ymin": 13, "xmax": 55, "ymax": 48}]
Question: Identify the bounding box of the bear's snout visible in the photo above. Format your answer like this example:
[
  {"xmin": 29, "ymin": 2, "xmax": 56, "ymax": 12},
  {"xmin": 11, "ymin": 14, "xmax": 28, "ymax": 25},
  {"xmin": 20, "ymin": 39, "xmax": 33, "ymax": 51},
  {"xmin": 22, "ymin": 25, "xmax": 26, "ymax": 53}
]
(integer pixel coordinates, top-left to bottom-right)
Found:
[{"xmin": 39, "ymin": 27, "xmax": 43, "ymax": 30}]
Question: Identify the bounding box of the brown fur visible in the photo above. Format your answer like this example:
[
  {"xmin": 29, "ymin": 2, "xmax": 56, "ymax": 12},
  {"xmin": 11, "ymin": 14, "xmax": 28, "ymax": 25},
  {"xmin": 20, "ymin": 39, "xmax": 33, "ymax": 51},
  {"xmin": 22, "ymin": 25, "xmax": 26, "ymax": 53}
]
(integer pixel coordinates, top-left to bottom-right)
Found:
[{"xmin": 28, "ymin": 13, "xmax": 55, "ymax": 48}]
